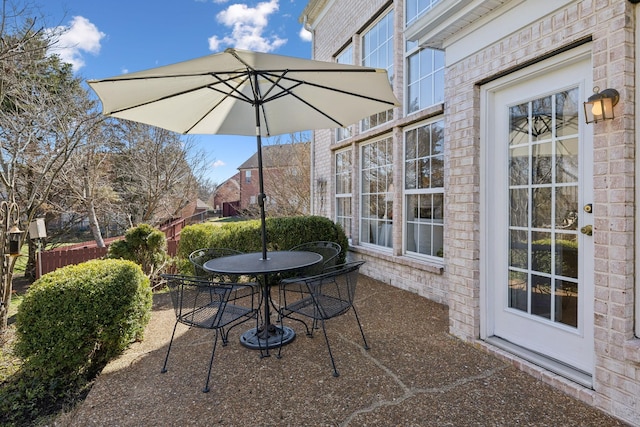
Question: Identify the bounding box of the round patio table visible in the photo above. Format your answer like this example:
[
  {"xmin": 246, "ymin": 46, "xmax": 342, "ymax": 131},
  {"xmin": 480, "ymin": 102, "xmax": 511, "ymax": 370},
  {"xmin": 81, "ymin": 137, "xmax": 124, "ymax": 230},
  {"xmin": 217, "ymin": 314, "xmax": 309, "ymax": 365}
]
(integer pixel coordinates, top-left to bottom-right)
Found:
[{"xmin": 203, "ymin": 250, "xmax": 323, "ymax": 351}]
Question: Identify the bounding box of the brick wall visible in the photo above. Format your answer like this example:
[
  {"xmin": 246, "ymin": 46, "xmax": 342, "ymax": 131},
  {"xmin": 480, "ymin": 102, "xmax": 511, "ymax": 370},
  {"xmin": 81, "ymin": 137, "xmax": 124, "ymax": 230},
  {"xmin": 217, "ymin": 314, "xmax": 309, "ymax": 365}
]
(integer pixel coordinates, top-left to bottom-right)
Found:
[
  {"xmin": 212, "ymin": 173, "xmax": 240, "ymax": 211},
  {"xmin": 239, "ymin": 168, "xmax": 260, "ymax": 209},
  {"xmin": 444, "ymin": 2, "xmax": 638, "ymax": 422},
  {"xmin": 308, "ymin": 0, "xmax": 640, "ymax": 424}
]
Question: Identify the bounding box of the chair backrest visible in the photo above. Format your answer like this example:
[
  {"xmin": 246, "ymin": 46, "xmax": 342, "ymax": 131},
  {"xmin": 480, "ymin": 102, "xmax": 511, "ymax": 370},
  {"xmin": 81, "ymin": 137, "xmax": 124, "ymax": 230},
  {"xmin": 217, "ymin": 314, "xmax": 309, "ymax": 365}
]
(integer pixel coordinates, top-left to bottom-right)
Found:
[
  {"xmin": 305, "ymin": 261, "xmax": 364, "ymax": 317},
  {"xmin": 162, "ymin": 274, "xmax": 250, "ymax": 329},
  {"xmin": 189, "ymin": 248, "xmax": 243, "ymax": 278},
  {"xmin": 289, "ymin": 241, "xmax": 341, "ymax": 274}
]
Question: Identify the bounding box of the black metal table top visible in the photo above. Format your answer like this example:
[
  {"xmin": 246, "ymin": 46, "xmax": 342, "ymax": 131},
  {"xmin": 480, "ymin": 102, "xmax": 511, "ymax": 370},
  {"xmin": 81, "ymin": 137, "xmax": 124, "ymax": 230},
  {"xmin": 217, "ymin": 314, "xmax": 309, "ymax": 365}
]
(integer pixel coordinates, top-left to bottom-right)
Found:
[{"xmin": 203, "ymin": 250, "xmax": 323, "ymax": 275}]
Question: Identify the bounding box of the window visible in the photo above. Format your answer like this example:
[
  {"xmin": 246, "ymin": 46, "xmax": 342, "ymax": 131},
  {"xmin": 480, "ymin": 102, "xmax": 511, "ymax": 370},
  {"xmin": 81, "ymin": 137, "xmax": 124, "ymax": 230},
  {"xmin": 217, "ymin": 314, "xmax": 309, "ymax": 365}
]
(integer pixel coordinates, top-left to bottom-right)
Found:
[
  {"xmin": 360, "ymin": 136, "xmax": 393, "ymax": 248},
  {"xmin": 245, "ymin": 170, "xmax": 252, "ymax": 183},
  {"xmin": 335, "ymin": 149, "xmax": 353, "ymax": 240},
  {"xmin": 361, "ymin": 10, "xmax": 394, "ymax": 132},
  {"xmin": 336, "ymin": 45, "xmax": 354, "ymax": 142},
  {"xmin": 406, "ymin": 0, "xmax": 441, "ymax": 26},
  {"xmin": 404, "ymin": 120, "xmax": 444, "ymax": 259},
  {"xmin": 406, "ymin": 44, "xmax": 444, "ymax": 114}
]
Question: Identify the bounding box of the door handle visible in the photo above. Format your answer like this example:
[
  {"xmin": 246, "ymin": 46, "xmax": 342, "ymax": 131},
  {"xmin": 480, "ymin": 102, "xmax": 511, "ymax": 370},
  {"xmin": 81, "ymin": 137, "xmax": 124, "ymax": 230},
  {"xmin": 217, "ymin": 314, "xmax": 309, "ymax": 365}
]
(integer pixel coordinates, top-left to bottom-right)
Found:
[{"xmin": 580, "ymin": 225, "xmax": 593, "ymax": 236}]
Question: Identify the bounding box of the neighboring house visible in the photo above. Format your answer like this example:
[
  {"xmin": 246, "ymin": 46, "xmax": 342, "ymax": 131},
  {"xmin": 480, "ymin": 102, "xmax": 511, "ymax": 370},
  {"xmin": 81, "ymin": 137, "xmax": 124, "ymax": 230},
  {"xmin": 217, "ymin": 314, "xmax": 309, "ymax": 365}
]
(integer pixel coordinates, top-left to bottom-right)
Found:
[
  {"xmin": 211, "ymin": 172, "xmax": 240, "ymax": 217},
  {"xmin": 302, "ymin": 0, "xmax": 640, "ymax": 424},
  {"xmin": 179, "ymin": 198, "xmax": 213, "ymax": 223},
  {"xmin": 237, "ymin": 143, "xmax": 311, "ymax": 215}
]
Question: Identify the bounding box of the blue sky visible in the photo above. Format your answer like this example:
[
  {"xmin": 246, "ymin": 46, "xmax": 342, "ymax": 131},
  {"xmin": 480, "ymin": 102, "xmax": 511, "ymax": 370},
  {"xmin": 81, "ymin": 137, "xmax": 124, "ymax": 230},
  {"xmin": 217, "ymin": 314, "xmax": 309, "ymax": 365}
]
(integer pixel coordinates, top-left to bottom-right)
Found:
[{"xmin": 41, "ymin": 0, "xmax": 312, "ymax": 185}]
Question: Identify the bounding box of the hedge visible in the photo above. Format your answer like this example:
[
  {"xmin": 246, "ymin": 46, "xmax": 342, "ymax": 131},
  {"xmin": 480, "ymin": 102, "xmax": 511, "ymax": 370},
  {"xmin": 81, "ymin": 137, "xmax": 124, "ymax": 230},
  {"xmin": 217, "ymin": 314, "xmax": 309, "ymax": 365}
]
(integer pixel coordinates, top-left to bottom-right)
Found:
[
  {"xmin": 177, "ymin": 216, "xmax": 349, "ymax": 273},
  {"xmin": 15, "ymin": 259, "xmax": 153, "ymax": 382}
]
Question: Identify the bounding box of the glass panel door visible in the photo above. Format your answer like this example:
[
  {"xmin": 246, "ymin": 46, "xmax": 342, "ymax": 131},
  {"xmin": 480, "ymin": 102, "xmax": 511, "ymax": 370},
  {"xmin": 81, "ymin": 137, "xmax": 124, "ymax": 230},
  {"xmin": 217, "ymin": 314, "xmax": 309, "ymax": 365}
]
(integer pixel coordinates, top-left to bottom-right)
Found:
[
  {"xmin": 483, "ymin": 51, "xmax": 594, "ymax": 376},
  {"xmin": 508, "ymin": 89, "xmax": 580, "ymax": 327}
]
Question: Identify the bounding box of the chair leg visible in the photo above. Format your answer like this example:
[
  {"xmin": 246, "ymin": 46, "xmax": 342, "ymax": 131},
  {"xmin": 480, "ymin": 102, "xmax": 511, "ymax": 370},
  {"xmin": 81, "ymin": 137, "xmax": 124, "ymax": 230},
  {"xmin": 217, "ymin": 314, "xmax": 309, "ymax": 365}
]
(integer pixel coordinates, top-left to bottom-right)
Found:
[
  {"xmin": 319, "ymin": 319, "xmax": 339, "ymax": 377},
  {"xmin": 351, "ymin": 306, "xmax": 370, "ymax": 350},
  {"xmin": 203, "ymin": 330, "xmax": 220, "ymax": 393},
  {"xmin": 161, "ymin": 321, "xmax": 179, "ymax": 374}
]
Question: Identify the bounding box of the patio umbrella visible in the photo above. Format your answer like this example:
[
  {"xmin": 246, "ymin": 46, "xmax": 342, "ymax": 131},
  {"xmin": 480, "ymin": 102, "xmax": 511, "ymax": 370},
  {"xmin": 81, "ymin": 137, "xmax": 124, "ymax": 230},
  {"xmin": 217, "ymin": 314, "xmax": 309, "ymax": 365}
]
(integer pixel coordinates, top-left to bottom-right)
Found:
[{"xmin": 88, "ymin": 48, "xmax": 399, "ymax": 260}]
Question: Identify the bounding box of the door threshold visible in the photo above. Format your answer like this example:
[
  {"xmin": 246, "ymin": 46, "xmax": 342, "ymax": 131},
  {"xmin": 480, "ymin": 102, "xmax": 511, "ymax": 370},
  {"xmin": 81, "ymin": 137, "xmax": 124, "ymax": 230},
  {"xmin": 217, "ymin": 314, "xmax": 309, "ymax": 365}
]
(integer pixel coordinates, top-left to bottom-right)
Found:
[{"xmin": 485, "ymin": 336, "xmax": 593, "ymax": 388}]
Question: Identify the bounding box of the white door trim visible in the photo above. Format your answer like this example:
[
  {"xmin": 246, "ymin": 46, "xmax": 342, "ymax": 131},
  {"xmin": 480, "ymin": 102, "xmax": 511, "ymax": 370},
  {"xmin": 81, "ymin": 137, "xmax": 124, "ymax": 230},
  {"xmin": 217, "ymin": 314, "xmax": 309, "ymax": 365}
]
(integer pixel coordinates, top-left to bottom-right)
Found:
[{"xmin": 480, "ymin": 44, "xmax": 594, "ymax": 376}]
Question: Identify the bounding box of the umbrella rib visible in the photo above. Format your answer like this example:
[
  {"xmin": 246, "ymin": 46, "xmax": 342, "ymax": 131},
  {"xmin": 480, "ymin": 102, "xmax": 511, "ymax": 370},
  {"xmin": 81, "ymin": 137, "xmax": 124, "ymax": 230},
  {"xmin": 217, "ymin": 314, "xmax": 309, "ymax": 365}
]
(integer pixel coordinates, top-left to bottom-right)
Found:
[
  {"xmin": 88, "ymin": 67, "xmax": 381, "ymax": 83},
  {"xmin": 106, "ymin": 86, "xmax": 210, "ymax": 115},
  {"xmin": 209, "ymin": 72, "xmax": 254, "ymax": 104},
  {"xmin": 261, "ymin": 70, "xmax": 398, "ymax": 106},
  {"xmin": 256, "ymin": 71, "xmax": 394, "ymax": 128},
  {"xmin": 256, "ymin": 73, "xmax": 346, "ymax": 127},
  {"xmin": 104, "ymin": 73, "xmax": 249, "ymax": 116},
  {"xmin": 183, "ymin": 74, "xmax": 256, "ymax": 134}
]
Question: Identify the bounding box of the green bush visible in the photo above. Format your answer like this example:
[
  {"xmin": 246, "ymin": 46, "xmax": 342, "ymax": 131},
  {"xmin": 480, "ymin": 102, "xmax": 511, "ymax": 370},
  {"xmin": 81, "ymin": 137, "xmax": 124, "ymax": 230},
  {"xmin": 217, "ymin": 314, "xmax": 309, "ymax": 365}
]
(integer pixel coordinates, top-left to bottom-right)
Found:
[
  {"xmin": 177, "ymin": 216, "xmax": 349, "ymax": 274},
  {"xmin": 107, "ymin": 223, "xmax": 168, "ymax": 278},
  {"xmin": 15, "ymin": 259, "xmax": 152, "ymax": 382}
]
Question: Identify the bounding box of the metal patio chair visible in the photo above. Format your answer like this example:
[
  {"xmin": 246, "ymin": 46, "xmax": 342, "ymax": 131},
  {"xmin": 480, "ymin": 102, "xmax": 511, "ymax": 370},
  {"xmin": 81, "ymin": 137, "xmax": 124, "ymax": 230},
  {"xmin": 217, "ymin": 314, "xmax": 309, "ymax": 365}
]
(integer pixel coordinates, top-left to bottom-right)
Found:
[
  {"xmin": 160, "ymin": 274, "xmax": 258, "ymax": 392},
  {"xmin": 288, "ymin": 241, "xmax": 342, "ymax": 275},
  {"xmin": 277, "ymin": 261, "xmax": 369, "ymax": 377},
  {"xmin": 189, "ymin": 247, "xmax": 243, "ymax": 279}
]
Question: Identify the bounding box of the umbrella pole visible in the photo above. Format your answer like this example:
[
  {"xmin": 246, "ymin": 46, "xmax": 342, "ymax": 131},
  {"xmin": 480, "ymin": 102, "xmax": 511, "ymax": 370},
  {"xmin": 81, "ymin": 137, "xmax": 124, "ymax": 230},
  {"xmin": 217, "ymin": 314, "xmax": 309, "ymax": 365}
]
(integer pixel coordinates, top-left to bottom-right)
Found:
[{"xmin": 254, "ymin": 103, "xmax": 268, "ymax": 261}]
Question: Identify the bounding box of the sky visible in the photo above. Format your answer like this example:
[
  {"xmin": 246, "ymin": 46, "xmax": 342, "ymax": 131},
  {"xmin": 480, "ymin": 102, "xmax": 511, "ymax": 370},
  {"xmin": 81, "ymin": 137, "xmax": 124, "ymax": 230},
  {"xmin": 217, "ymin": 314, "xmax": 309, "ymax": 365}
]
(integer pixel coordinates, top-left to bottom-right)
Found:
[{"xmin": 39, "ymin": 0, "xmax": 313, "ymax": 185}]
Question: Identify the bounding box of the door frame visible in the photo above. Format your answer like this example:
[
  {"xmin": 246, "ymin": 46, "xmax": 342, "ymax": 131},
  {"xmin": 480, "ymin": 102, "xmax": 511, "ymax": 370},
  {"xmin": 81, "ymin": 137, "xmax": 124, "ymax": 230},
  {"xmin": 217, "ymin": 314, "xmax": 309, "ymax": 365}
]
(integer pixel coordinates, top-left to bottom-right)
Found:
[{"xmin": 479, "ymin": 44, "xmax": 594, "ymax": 384}]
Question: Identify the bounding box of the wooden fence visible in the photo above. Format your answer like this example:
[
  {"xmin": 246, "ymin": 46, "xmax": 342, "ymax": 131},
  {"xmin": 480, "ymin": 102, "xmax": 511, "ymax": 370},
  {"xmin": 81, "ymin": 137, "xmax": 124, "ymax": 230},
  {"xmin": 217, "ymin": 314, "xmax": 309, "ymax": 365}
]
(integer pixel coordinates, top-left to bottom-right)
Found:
[{"xmin": 36, "ymin": 216, "xmax": 190, "ymax": 279}]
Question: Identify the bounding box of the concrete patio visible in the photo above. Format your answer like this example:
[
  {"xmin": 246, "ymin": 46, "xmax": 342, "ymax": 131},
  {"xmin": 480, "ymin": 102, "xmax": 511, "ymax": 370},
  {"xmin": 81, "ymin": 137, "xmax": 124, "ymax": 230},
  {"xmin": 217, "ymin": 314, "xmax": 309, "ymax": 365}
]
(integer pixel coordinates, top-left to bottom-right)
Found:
[{"xmin": 57, "ymin": 275, "xmax": 627, "ymax": 426}]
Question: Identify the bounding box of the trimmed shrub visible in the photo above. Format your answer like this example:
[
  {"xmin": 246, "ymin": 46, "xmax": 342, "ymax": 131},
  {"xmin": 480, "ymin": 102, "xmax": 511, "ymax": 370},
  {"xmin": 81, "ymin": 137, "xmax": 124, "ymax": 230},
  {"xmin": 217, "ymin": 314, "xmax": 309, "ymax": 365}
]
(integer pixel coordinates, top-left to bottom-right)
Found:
[
  {"xmin": 177, "ymin": 216, "xmax": 349, "ymax": 274},
  {"xmin": 15, "ymin": 259, "xmax": 152, "ymax": 382},
  {"xmin": 107, "ymin": 223, "xmax": 168, "ymax": 278}
]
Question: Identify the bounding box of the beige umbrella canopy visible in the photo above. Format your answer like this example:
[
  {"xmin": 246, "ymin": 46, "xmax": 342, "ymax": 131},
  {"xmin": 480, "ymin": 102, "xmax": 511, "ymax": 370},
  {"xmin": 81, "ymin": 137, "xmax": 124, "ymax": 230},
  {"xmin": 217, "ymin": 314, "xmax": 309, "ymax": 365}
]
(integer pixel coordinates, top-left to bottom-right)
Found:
[{"xmin": 88, "ymin": 48, "xmax": 399, "ymax": 259}]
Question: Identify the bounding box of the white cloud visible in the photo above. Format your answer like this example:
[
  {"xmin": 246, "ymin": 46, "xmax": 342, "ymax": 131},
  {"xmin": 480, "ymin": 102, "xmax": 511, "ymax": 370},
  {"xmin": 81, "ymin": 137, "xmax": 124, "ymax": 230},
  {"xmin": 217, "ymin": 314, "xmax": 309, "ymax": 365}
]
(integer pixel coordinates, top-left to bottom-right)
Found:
[
  {"xmin": 208, "ymin": 0, "xmax": 286, "ymax": 53},
  {"xmin": 299, "ymin": 26, "xmax": 312, "ymax": 42},
  {"xmin": 47, "ymin": 16, "xmax": 105, "ymax": 71},
  {"xmin": 212, "ymin": 160, "xmax": 226, "ymax": 168}
]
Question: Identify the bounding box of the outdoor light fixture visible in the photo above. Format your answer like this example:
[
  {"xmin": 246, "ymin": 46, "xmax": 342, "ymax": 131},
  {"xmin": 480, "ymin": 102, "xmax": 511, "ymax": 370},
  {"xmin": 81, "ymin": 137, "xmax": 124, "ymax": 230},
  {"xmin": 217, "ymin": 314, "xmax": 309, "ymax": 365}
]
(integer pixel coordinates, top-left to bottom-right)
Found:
[
  {"xmin": 7, "ymin": 222, "xmax": 23, "ymax": 256},
  {"xmin": 584, "ymin": 87, "xmax": 619, "ymax": 124}
]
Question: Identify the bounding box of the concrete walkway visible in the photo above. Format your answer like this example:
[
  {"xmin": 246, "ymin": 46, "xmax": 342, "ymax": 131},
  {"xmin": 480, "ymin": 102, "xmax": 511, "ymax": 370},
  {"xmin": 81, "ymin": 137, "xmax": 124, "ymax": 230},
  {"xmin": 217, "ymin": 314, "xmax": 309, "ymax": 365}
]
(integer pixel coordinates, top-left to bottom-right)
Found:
[{"xmin": 58, "ymin": 275, "xmax": 628, "ymax": 426}]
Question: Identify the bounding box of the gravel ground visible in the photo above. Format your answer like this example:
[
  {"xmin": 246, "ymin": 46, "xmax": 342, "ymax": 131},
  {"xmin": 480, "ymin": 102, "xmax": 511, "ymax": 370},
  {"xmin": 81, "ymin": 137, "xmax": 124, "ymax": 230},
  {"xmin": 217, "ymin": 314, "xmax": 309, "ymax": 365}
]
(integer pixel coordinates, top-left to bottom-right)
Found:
[{"xmin": 54, "ymin": 276, "xmax": 629, "ymax": 426}]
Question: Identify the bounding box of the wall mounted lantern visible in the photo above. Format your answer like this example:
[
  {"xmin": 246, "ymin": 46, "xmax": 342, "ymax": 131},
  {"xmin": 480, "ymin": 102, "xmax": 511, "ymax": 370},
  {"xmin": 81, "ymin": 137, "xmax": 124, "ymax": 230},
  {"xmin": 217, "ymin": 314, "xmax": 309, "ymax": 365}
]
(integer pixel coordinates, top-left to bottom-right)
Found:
[{"xmin": 584, "ymin": 87, "xmax": 619, "ymax": 124}]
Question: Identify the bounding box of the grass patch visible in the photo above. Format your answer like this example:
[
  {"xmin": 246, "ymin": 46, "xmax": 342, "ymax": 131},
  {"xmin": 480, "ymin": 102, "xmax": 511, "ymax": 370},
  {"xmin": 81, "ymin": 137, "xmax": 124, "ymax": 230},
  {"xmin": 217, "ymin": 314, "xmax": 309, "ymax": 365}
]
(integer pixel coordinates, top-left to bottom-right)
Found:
[{"xmin": 207, "ymin": 216, "xmax": 249, "ymax": 224}]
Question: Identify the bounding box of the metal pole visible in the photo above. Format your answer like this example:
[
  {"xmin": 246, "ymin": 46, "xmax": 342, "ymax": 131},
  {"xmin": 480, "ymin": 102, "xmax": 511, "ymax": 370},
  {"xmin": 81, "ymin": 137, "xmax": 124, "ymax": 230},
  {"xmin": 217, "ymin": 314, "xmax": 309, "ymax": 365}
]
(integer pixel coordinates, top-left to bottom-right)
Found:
[
  {"xmin": 37, "ymin": 240, "xmax": 42, "ymax": 279},
  {"xmin": 253, "ymin": 73, "xmax": 268, "ymax": 261}
]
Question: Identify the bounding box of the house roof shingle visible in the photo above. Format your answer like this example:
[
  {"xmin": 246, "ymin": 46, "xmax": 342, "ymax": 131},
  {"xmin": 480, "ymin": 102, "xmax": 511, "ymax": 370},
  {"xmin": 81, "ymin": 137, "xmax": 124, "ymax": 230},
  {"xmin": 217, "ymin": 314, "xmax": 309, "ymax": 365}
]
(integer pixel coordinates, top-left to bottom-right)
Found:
[{"xmin": 237, "ymin": 143, "xmax": 309, "ymax": 170}]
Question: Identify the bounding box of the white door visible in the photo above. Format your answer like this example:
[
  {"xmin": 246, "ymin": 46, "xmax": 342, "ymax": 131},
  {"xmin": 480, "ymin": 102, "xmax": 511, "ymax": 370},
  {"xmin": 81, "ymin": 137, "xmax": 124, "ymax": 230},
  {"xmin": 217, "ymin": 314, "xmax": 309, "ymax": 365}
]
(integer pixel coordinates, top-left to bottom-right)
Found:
[{"xmin": 482, "ymin": 51, "xmax": 594, "ymax": 376}]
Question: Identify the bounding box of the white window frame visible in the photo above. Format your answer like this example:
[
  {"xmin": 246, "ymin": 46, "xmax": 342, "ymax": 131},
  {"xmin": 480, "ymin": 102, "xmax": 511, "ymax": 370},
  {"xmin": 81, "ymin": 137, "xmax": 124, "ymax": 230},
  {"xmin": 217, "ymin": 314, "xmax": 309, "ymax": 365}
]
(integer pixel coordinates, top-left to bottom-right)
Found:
[
  {"xmin": 406, "ymin": 0, "xmax": 441, "ymax": 27},
  {"xmin": 335, "ymin": 148, "xmax": 353, "ymax": 241},
  {"xmin": 405, "ymin": 44, "xmax": 445, "ymax": 114},
  {"xmin": 335, "ymin": 45, "xmax": 354, "ymax": 142},
  {"xmin": 403, "ymin": 119, "xmax": 445, "ymax": 262},
  {"xmin": 360, "ymin": 135, "xmax": 393, "ymax": 250},
  {"xmin": 360, "ymin": 9, "xmax": 394, "ymax": 133}
]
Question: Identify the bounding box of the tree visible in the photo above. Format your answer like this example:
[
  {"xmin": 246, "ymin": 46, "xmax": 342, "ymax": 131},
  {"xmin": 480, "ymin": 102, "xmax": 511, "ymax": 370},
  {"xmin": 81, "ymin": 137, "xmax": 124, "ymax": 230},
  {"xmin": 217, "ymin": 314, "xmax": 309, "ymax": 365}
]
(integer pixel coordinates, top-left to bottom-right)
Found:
[
  {"xmin": 52, "ymin": 119, "xmax": 122, "ymax": 248},
  {"xmin": 0, "ymin": 5, "xmax": 102, "ymax": 326},
  {"xmin": 111, "ymin": 121, "xmax": 210, "ymax": 226}
]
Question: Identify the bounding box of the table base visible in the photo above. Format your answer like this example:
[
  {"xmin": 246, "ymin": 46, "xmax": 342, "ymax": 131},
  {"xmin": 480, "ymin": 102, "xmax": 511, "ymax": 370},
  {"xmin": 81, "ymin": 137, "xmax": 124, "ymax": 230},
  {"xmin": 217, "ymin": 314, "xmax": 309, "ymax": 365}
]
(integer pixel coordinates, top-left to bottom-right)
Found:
[{"xmin": 240, "ymin": 325, "xmax": 295, "ymax": 350}]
